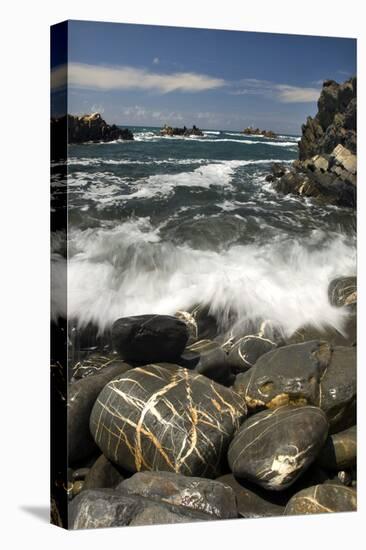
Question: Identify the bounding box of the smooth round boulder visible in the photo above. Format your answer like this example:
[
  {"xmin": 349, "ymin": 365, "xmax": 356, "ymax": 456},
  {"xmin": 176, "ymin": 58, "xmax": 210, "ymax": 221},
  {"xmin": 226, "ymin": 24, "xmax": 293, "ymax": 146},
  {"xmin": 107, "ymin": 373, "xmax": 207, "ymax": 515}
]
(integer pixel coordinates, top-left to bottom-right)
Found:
[
  {"xmin": 287, "ymin": 317, "xmax": 356, "ymax": 347},
  {"xmin": 69, "ymin": 489, "xmax": 214, "ymax": 529},
  {"xmin": 317, "ymin": 425, "xmax": 356, "ymax": 470},
  {"xmin": 284, "ymin": 484, "xmax": 356, "ymax": 515},
  {"xmin": 90, "ymin": 364, "xmax": 247, "ymax": 477},
  {"xmin": 117, "ymin": 471, "xmax": 237, "ymax": 519},
  {"xmin": 68, "ymin": 361, "xmax": 133, "ymax": 464},
  {"xmin": 227, "ymin": 335, "xmax": 277, "ymax": 374},
  {"xmin": 234, "ymin": 340, "xmax": 331, "ymax": 411},
  {"xmin": 216, "ymin": 474, "xmax": 285, "ymax": 518},
  {"xmin": 71, "ymin": 353, "xmax": 129, "ymax": 381},
  {"xmin": 228, "ymin": 406, "xmax": 329, "ymax": 490},
  {"xmin": 328, "ymin": 277, "xmax": 356, "ymax": 308},
  {"xmin": 184, "ymin": 339, "xmax": 234, "ymax": 386},
  {"xmin": 83, "ymin": 454, "xmax": 125, "ymax": 491},
  {"xmin": 319, "ymin": 346, "xmax": 356, "ymax": 433},
  {"xmin": 111, "ymin": 315, "xmax": 189, "ymax": 362}
]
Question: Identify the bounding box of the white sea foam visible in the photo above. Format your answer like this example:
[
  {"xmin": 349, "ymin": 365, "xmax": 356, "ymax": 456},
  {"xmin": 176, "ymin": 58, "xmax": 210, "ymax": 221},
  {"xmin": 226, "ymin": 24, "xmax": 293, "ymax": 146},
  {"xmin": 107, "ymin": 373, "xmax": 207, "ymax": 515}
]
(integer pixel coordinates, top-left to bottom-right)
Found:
[{"xmin": 51, "ymin": 218, "xmax": 356, "ymax": 336}]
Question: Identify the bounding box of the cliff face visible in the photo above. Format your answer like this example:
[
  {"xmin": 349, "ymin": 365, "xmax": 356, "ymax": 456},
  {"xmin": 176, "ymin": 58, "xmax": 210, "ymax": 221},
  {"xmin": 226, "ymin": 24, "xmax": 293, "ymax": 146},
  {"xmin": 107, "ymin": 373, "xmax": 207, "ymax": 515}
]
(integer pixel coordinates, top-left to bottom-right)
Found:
[
  {"xmin": 51, "ymin": 113, "xmax": 133, "ymax": 159},
  {"xmin": 299, "ymin": 78, "xmax": 356, "ymax": 160},
  {"xmin": 267, "ymin": 78, "xmax": 356, "ymax": 207}
]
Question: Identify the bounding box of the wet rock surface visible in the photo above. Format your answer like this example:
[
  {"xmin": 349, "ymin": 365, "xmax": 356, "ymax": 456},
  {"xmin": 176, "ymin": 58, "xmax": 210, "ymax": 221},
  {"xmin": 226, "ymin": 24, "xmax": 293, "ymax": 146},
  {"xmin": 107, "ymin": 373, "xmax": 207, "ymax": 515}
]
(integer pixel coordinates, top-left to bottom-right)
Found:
[
  {"xmin": 284, "ymin": 483, "xmax": 356, "ymax": 515},
  {"xmin": 83, "ymin": 454, "xmax": 125, "ymax": 491},
  {"xmin": 117, "ymin": 471, "xmax": 237, "ymax": 519},
  {"xmin": 316, "ymin": 425, "xmax": 356, "ymax": 471},
  {"xmin": 90, "ymin": 363, "xmax": 247, "ymax": 477},
  {"xmin": 111, "ymin": 315, "xmax": 189, "ymax": 362},
  {"xmin": 228, "ymin": 406, "xmax": 329, "ymax": 490}
]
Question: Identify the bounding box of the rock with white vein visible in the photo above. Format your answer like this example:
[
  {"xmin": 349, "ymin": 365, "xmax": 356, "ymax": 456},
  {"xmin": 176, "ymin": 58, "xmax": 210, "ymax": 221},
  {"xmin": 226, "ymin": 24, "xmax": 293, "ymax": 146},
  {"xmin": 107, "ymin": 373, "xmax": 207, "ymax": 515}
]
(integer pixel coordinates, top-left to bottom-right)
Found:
[
  {"xmin": 228, "ymin": 405, "xmax": 329, "ymax": 491},
  {"xmin": 89, "ymin": 363, "xmax": 247, "ymax": 477}
]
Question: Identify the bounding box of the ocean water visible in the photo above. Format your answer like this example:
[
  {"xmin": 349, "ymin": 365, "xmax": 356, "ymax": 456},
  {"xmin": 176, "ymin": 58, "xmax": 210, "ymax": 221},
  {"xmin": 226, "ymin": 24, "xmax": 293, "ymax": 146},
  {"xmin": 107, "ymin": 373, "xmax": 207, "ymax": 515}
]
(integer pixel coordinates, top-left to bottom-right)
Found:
[{"xmin": 51, "ymin": 127, "xmax": 356, "ymax": 338}]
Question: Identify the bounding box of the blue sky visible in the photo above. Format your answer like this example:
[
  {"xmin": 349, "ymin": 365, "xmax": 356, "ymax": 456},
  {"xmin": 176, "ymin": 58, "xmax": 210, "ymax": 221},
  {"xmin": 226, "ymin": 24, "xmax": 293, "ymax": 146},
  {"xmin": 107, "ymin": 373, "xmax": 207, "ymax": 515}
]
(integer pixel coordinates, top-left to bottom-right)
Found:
[{"xmin": 51, "ymin": 20, "xmax": 356, "ymax": 133}]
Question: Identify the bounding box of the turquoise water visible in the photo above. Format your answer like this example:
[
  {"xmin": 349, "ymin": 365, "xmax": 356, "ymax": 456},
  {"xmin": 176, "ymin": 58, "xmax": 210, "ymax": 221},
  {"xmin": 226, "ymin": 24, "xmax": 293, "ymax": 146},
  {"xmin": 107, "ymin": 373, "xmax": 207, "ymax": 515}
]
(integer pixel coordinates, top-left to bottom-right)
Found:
[{"xmin": 51, "ymin": 127, "xmax": 356, "ymax": 336}]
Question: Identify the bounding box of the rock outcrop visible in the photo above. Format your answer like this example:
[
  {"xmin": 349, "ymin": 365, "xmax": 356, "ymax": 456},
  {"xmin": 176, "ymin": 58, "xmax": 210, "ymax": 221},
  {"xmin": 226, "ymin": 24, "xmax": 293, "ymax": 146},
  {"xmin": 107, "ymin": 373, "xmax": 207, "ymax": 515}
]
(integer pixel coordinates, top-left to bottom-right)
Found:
[
  {"xmin": 267, "ymin": 78, "xmax": 356, "ymax": 207},
  {"xmin": 241, "ymin": 127, "xmax": 277, "ymax": 138},
  {"xmin": 51, "ymin": 113, "xmax": 134, "ymax": 158},
  {"xmin": 160, "ymin": 124, "xmax": 203, "ymax": 137}
]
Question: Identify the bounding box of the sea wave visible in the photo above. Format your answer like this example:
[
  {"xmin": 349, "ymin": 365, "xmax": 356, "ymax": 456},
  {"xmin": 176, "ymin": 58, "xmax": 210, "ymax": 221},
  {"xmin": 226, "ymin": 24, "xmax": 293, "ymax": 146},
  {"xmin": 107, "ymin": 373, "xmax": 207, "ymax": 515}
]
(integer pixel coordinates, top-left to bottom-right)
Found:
[{"xmin": 52, "ymin": 218, "xmax": 356, "ymax": 336}]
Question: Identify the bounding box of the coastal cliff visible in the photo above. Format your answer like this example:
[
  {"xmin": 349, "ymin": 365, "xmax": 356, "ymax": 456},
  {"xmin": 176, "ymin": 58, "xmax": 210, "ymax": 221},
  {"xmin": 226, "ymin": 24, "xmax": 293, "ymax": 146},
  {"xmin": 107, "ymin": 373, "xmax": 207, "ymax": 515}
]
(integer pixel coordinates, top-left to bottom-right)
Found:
[{"xmin": 267, "ymin": 77, "xmax": 356, "ymax": 207}]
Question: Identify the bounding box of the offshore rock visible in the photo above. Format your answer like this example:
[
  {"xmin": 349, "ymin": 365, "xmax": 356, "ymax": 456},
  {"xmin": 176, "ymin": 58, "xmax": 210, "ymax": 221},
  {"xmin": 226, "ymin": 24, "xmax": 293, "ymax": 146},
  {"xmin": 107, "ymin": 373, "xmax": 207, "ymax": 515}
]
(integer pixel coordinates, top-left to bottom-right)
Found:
[
  {"xmin": 111, "ymin": 314, "xmax": 189, "ymax": 362},
  {"xmin": 90, "ymin": 363, "xmax": 247, "ymax": 477},
  {"xmin": 160, "ymin": 124, "xmax": 203, "ymax": 137},
  {"xmin": 241, "ymin": 127, "xmax": 277, "ymax": 138},
  {"xmin": 228, "ymin": 406, "xmax": 329, "ymax": 490},
  {"xmin": 284, "ymin": 484, "xmax": 356, "ymax": 515},
  {"xmin": 117, "ymin": 471, "xmax": 237, "ymax": 519}
]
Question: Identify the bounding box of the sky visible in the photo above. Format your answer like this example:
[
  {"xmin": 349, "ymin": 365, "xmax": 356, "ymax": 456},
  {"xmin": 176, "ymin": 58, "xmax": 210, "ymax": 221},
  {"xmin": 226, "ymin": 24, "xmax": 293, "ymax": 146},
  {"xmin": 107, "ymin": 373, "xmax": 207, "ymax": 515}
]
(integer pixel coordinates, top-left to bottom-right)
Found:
[{"xmin": 51, "ymin": 20, "xmax": 356, "ymax": 134}]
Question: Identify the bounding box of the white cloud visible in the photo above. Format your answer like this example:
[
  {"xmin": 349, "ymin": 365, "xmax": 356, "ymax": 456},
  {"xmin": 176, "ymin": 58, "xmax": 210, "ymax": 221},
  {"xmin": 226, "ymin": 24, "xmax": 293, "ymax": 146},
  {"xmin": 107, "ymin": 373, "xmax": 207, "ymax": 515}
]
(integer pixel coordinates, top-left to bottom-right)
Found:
[
  {"xmin": 153, "ymin": 57, "xmax": 160, "ymax": 65},
  {"xmin": 232, "ymin": 78, "xmax": 320, "ymax": 103},
  {"xmin": 52, "ymin": 62, "xmax": 225, "ymax": 94}
]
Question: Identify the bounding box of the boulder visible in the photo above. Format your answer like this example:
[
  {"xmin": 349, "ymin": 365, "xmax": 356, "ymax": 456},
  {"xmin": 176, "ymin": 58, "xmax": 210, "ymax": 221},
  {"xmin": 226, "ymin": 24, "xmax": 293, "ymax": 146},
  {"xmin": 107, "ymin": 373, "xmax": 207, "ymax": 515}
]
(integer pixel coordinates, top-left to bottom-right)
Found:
[
  {"xmin": 284, "ymin": 484, "xmax": 356, "ymax": 515},
  {"xmin": 317, "ymin": 425, "xmax": 356, "ymax": 470},
  {"xmin": 117, "ymin": 471, "xmax": 237, "ymax": 519},
  {"xmin": 233, "ymin": 340, "xmax": 332, "ymax": 411},
  {"xmin": 318, "ymin": 346, "xmax": 356, "ymax": 433},
  {"xmin": 216, "ymin": 474, "xmax": 285, "ymax": 518},
  {"xmin": 111, "ymin": 314, "xmax": 189, "ymax": 362},
  {"xmin": 83, "ymin": 454, "xmax": 125, "ymax": 491},
  {"xmin": 286, "ymin": 317, "xmax": 356, "ymax": 348},
  {"xmin": 90, "ymin": 363, "xmax": 247, "ymax": 477},
  {"xmin": 328, "ymin": 276, "xmax": 357, "ymax": 308},
  {"xmin": 330, "ymin": 144, "xmax": 357, "ymax": 175},
  {"xmin": 227, "ymin": 335, "xmax": 277, "ymax": 374},
  {"xmin": 68, "ymin": 362, "xmax": 133, "ymax": 464},
  {"xmin": 182, "ymin": 339, "xmax": 234, "ymax": 386},
  {"xmin": 228, "ymin": 406, "xmax": 329, "ymax": 490},
  {"xmin": 69, "ymin": 489, "xmax": 212, "ymax": 529},
  {"xmin": 71, "ymin": 353, "xmax": 130, "ymax": 381}
]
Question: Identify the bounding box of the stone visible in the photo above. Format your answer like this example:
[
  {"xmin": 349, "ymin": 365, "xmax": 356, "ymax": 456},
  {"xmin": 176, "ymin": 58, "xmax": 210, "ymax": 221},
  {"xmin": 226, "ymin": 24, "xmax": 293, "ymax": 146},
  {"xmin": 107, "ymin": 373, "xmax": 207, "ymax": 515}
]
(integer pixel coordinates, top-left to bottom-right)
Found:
[
  {"xmin": 83, "ymin": 454, "xmax": 125, "ymax": 491},
  {"xmin": 312, "ymin": 154, "xmax": 329, "ymax": 172},
  {"xmin": 284, "ymin": 484, "xmax": 356, "ymax": 515},
  {"xmin": 90, "ymin": 363, "xmax": 247, "ymax": 477},
  {"xmin": 227, "ymin": 335, "xmax": 277, "ymax": 374},
  {"xmin": 319, "ymin": 347, "xmax": 356, "ymax": 433},
  {"xmin": 72, "ymin": 468, "xmax": 90, "ymax": 481},
  {"xmin": 328, "ymin": 277, "xmax": 357, "ymax": 308},
  {"xmin": 317, "ymin": 425, "xmax": 356, "ymax": 471},
  {"xmin": 233, "ymin": 340, "xmax": 331, "ymax": 411},
  {"xmin": 68, "ymin": 362, "xmax": 132, "ymax": 464},
  {"xmin": 184, "ymin": 339, "xmax": 234, "ymax": 385},
  {"xmin": 160, "ymin": 124, "xmax": 204, "ymax": 137},
  {"xmin": 228, "ymin": 406, "xmax": 329, "ymax": 490},
  {"xmin": 71, "ymin": 353, "xmax": 130, "ymax": 381},
  {"xmin": 331, "ymin": 144, "xmax": 357, "ymax": 174},
  {"xmin": 286, "ymin": 317, "xmax": 356, "ymax": 347},
  {"xmin": 117, "ymin": 471, "xmax": 237, "ymax": 519},
  {"xmin": 69, "ymin": 489, "xmax": 213, "ymax": 529},
  {"xmin": 216, "ymin": 474, "xmax": 285, "ymax": 518},
  {"xmin": 175, "ymin": 310, "xmax": 198, "ymax": 344},
  {"xmin": 111, "ymin": 315, "xmax": 189, "ymax": 362},
  {"xmin": 241, "ymin": 127, "xmax": 277, "ymax": 138}
]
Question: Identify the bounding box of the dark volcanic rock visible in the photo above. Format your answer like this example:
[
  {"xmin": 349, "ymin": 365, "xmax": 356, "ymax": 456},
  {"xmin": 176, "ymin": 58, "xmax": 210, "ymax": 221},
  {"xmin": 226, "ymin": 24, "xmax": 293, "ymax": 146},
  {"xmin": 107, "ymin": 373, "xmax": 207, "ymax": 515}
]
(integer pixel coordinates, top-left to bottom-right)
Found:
[
  {"xmin": 319, "ymin": 346, "xmax": 356, "ymax": 433},
  {"xmin": 241, "ymin": 127, "xmax": 277, "ymax": 138},
  {"xmin": 328, "ymin": 276, "xmax": 357, "ymax": 308},
  {"xmin": 216, "ymin": 474, "xmax": 285, "ymax": 517},
  {"xmin": 71, "ymin": 353, "xmax": 130, "ymax": 381},
  {"xmin": 68, "ymin": 362, "xmax": 132, "ymax": 464},
  {"xmin": 69, "ymin": 489, "xmax": 213, "ymax": 529},
  {"xmin": 233, "ymin": 340, "xmax": 331, "ymax": 411},
  {"xmin": 227, "ymin": 335, "xmax": 277, "ymax": 374},
  {"xmin": 111, "ymin": 314, "xmax": 189, "ymax": 362},
  {"xmin": 90, "ymin": 363, "xmax": 247, "ymax": 477},
  {"xmin": 183, "ymin": 339, "xmax": 234, "ymax": 385},
  {"xmin": 83, "ymin": 454, "xmax": 125, "ymax": 491},
  {"xmin": 160, "ymin": 124, "xmax": 203, "ymax": 137},
  {"xmin": 228, "ymin": 406, "xmax": 329, "ymax": 491},
  {"xmin": 284, "ymin": 484, "xmax": 356, "ymax": 515},
  {"xmin": 286, "ymin": 316, "xmax": 356, "ymax": 348},
  {"xmin": 117, "ymin": 471, "xmax": 237, "ymax": 519},
  {"xmin": 317, "ymin": 425, "xmax": 356, "ymax": 471}
]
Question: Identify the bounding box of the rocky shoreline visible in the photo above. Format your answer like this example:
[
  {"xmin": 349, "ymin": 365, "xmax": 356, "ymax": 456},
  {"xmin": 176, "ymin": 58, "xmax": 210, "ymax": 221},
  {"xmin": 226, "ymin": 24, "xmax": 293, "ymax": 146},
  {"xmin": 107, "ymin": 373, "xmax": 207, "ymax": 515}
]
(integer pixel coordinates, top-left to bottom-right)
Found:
[{"xmin": 265, "ymin": 78, "xmax": 357, "ymax": 207}]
